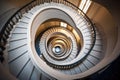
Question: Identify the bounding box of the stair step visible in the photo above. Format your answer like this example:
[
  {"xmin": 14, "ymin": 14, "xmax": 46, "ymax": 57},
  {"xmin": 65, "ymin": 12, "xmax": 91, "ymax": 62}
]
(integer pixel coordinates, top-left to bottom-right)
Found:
[
  {"xmin": 41, "ymin": 74, "xmax": 49, "ymax": 80},
  {"xmin": 10, "ymin": 34, "xmax": 27, "ymax": 41},
  {"xmin": 9, "ymin": 39, "xmax": 27, "ymax": 50},
  {"xmin": 74, "ymin": 66, "xmax": 82, "ymax": 74},
  {"xmin": 30, "ymin": 68, "xmax": 41, "ymax": 80},
  {"xmin": 83, "ymin": 59, "xmax": 94, "ymax": 69},
  {"xmin": 70, "ymin": 69, "xmax": 76, "ymax": 75},
  {"xmin": 93, "ymin": 45, "xmax": 102, "ymax": 51},
  {"xmin": 79, "ymin": 63, "xmax": 87, "ymax": 72},
  {"xmin": 12, "ymin": 27, "xmax": 27, "ymax": 33},
  {"xmin": 63, "ymin": 70, "xmax": 71, "ymax": 75},
  {"xmin": 90, "ymin": 50, "xmax": 102, "ymax": 58},
  {"xmin": 16, "ymin": 21, "xmax": 28, "ymax": 27},
  {"xmin": 8, "ymin": 45, "xmax": 28, "ymax": 62},
  {"xmin": 18, "ymin": 61, "xmax": 34, "ymax": 80},
  {"xmin": 87, "ymin": 56, "xmax": 99, "ymax": 65},
  {"xmin": 20, "ymin": 17, "xmax": 30, "ymax": 23},
  {"xmin": 23, "ymin": 12, "xmax": 33, "ymax": 19},
  {"xmin": 9, "ymin": 52, "xmax": 29, "ymax": 76}
]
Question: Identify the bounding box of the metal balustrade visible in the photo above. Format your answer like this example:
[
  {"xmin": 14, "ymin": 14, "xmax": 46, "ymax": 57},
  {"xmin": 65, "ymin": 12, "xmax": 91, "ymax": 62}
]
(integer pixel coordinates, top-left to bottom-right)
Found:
[
  {"xmin": 0, "ymin": 0, "xmax": 100, "ymax": 79},
  {"xmin": 0, "ymin": 0, "xmax": 96, "ymax": 65}
]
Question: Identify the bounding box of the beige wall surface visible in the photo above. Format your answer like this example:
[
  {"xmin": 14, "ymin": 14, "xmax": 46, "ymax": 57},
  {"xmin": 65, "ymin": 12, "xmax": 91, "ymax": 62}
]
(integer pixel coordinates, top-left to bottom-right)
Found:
[
  {"xmin": 87, "ymin": 2, "xmax": 118, "ymax": 57},
  {"xmin": 0, "ymin": 0, "xmax": 32, "ymax": 15}
]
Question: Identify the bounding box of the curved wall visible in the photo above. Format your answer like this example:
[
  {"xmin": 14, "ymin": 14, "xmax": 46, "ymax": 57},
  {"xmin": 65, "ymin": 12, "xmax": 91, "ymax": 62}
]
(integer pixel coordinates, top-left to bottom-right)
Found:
[{"xmin": 87, "ymin": 2, "xmax": 118, "ymax": 58}]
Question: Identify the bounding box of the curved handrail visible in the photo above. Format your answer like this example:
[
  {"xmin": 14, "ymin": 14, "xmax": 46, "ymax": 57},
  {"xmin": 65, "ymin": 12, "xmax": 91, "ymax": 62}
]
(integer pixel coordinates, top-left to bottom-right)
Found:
[
  {"xmin": 39, "ymin": 0, "xmax": 96, "ymax": 69},
  {"xmin": 0, "ymin": 0, "xmax": 96, "ymax": 69}
]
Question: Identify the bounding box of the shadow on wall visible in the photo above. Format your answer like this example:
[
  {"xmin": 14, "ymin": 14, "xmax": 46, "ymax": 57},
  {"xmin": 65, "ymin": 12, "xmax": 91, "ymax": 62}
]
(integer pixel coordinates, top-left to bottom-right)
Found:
[
  {"xmin": 87, "ymin": 1, "xmax": 118, "ymax": 58},
  {"xmin": 0, "ymin": 0, "xmax": 32, "ymax": 15},
  {"xmin": 89, "ymin": 55, "xmax": 120, "ymax": 80}
]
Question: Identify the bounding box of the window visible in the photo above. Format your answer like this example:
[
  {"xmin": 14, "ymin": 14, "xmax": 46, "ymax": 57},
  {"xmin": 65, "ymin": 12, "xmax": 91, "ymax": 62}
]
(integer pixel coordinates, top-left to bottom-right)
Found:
[
  {"xmin": 60, "ymin": 22, "xmax": 67, "ymax": 28},
  {"xmin": 79, "ymin": 0, "xmax": 92, "ymax": 13}
]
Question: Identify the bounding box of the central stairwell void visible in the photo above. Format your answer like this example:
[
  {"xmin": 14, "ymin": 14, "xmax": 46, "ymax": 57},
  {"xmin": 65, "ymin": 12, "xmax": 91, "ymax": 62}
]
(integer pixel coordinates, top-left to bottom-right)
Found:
[{"xmin": 0, "ymin": 0, "xmax": 118, "ymax": 80}]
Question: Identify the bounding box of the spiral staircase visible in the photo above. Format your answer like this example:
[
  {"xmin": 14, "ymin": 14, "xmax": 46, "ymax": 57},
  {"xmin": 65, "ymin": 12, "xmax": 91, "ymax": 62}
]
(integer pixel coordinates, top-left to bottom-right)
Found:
[{"xmin": 0, "ymin": 0, "xmax": 119, "ymax": 80}]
